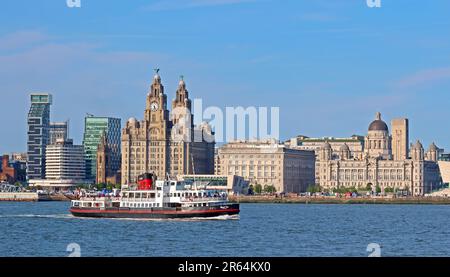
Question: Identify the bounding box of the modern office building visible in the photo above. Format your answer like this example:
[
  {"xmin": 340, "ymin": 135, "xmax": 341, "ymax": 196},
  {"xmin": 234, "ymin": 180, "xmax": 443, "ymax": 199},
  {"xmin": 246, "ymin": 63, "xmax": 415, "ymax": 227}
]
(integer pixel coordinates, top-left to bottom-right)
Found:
[
  {"xmin": 49, "ymin": 121, "xmax": 68, "ymax": 145},
  {"xmin": 27, "ymin": 93, "xmax": 52, "ymax": 180},
  {"xmin": 45, "ymin": 139, "xmax": 85, "ymax": 181},
  {"xmin": 438, "ymin": 154, "xmax": 450, "ymax": 185},
  {"xmin": 83, "ymin": 116, "xmax": 121, "ymax": 181},
  {"xmin": 177, "ymin": 174, "xmax": 250, "ymax": 195},
  {"xmin": 217, "ymin": 139, "xmax": 316, "ymax": 193}
]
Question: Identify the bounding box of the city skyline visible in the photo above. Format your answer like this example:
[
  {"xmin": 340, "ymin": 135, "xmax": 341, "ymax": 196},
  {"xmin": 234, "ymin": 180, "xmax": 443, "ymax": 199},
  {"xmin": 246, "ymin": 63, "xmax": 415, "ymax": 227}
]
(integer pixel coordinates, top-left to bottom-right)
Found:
[{"xmin": 2, "ymin": 0, "xmax": 450, "ymax": 153}]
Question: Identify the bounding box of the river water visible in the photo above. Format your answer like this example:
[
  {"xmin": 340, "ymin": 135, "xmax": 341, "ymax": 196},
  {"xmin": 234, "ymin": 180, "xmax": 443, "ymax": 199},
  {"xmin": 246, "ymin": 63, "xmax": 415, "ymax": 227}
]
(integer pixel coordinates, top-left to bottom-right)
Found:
[{"xmin": 1, "ymin": 202, "xmax": 449, "ymax": 257}]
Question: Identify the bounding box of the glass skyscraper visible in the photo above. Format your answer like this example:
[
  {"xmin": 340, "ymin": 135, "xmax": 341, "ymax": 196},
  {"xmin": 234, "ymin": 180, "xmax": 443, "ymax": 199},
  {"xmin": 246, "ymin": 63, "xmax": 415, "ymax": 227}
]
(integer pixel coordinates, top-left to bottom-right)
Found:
[
  {"xmin": 27, "ymin": 93, "xmax": 52, "ymax": 180},
  {"xmin": 83, "ymin": 116, "xmax": 121, "ymax": 181}
]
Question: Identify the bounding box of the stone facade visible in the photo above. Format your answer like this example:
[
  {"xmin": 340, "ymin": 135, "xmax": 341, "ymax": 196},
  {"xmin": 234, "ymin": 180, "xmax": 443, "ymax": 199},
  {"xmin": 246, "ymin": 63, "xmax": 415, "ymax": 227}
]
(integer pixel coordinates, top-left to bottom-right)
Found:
[
  {"xmin": 391, "ymin": 118, "xmax": 409, "ymax": 161},
  {"xmin": 96, "ymin": 133, "xmax": 121, "ymax": 185},
  {"xmin": 287, "ymin": 135, "xmax": 365, "ymax": 183},
  {"xmin": 218, "ymin": 139, "xmax": 315, "ymax": 193},
  {"xmin": 121, "ymin": 71, "xmax": 215, "ymax": 184},
  {"xmin": 317, "ymin": 112, "xmax": 442, "ymax": 196}
]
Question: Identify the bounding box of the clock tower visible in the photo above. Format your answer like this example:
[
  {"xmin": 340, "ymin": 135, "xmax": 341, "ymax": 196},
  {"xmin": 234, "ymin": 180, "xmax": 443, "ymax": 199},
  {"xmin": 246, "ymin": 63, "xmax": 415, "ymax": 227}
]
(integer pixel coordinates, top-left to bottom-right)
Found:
[
  {"xmin": 122, "ymin": 68, "xmax": 215, "ymax": 185},
  {"xmin": 145, "ymin": 69, "xmax": 171, "ymax": 140},
  {"xmin": 144, "ymin": 69, "xmax": 171, "ymax": 178}
]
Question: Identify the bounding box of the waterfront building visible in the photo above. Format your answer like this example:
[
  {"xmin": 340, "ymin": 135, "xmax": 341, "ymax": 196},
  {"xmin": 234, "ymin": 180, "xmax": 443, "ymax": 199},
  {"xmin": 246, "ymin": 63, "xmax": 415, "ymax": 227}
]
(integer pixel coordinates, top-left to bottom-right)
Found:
[
  {"xmin": 83, "ymin": 116, "xmax": 121, "ymax": 182},
  {"xmin": 11, "ymin": 153, "xmax": 27, "ymax": 163},
  {"xmin": 8, "ymin": 154, "xmax": 27, "ymax": 183},
  {"xmin": 317, "ymin": 112, "xmax": 442, "ymax": 196},
  {"xmin": 27, "ymin": 93, "xmax": 52, "ymax": 180},
  {"xmin": 214, "ymin": 148, "xmax": 221, "ymax": 175},
  {"xmin": 49, "ymin": 121, "xmax": 68, "ymax": 145},
  {"xmin": 96, "ymin": 133, "xmax": 121, "ymax": 185},
  {"xmin": 45, "ymin": 139, "xmax": 85, "ymax": 181},
  {"xmin": 391, "ymin": 118, "xmax": 409, "ymax": 160},
  {"xmin": 0, "ymin": 155, "xmax": 17, "ymax": 184},
  {"xmin": 121, "ymin": 71, "xmax": 215, "ymax": 185},
  {"xmin": 287, "ymin": 135, "xmax": 365, "ymax": 158},
  {"xmin": 177, "ymin": 174, "xmax": 249, "ymax": 195},
  {"xmin": 286, "ymin": 135, "xmax": 365, "ymax": 183},
  {"xmin": 438, "ymin": 154, "xmax": 450, "ymax": 185},
  {"xmin": 217, "ymin": 139, "xmax": 315, "ymax": 193}
]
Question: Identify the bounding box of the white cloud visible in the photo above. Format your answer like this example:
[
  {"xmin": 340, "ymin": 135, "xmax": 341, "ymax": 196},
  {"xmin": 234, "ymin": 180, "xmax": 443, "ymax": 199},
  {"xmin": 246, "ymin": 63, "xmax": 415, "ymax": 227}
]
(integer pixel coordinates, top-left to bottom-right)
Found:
[
  {"xmin": 0, "ymin": 30, "xmax": 48, "ymax": 51},
  {"xmin": 395, "ymin": 67, "xmax": 450, "ymax": 89}
]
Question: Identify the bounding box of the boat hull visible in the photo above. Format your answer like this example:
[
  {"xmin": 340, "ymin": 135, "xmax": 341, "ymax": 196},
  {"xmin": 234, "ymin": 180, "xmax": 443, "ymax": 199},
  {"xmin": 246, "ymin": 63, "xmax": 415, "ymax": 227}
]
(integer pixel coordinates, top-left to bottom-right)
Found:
[{"xmin": 70, "ymin": 204, "xmax": 240, "ymax": 219}]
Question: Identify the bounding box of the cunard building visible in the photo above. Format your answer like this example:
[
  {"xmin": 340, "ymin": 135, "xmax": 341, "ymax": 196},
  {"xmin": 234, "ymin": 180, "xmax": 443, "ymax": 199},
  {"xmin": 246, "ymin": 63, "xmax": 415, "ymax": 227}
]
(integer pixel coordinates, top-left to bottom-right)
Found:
[
  {"xmin": 317, "ymin": 112, "xmax": 442, "ymax": 196},
  {"xmin": 121, "ymin": 70, "xmax": 215, "ymax": 184}
]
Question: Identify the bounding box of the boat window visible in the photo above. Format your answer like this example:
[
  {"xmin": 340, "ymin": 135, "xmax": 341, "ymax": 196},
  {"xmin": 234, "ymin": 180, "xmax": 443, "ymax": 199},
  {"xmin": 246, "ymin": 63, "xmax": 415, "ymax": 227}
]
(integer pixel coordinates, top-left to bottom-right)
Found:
[
  {"xmin": 142, "ymin": 193, "xmax": 147, "ymax": 198},
  {"xmin": 129, "ymin": 193, "xmax": 134, "ymax": 198},
  {"xmin": 171, "ymin": 182, "xmax": 176, "ymax": 186}
]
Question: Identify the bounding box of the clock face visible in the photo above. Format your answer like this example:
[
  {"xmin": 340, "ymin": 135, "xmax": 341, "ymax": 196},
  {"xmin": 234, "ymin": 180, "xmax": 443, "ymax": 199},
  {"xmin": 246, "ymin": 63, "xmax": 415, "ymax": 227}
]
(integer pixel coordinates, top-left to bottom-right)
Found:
[{"xmin": 150, "ymin": 102, "xmax": 159, "ymax": 111}]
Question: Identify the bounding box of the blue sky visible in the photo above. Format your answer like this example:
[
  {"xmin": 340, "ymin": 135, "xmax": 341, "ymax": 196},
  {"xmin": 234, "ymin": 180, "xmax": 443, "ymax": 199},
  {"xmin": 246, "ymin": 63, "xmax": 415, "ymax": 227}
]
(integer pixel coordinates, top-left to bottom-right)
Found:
[{"xmin": 1, "ymin": 0, "xmax": 450, "ymax": 153}]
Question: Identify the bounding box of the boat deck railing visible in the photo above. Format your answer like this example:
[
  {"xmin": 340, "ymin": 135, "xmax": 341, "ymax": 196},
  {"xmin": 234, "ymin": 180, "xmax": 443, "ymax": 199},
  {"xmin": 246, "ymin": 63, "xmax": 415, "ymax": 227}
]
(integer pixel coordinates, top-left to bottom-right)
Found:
[
  {"xmin": 180, "ymin": 197, "xmax": 227, "ymax": 203},
  {"xmin": 76, "ymin": 197, "xmax": 121, "ymax": 202}
]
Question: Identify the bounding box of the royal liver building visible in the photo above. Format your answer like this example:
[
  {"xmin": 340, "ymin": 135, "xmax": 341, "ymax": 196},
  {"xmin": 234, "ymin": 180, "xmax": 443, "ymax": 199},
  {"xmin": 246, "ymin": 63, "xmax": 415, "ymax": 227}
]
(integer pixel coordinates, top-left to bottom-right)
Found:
[
  {"xmin": 121, "ymin": 70, "xmax": 215, "ymax": 184},
  {"xmin": 317, "ymin": 112, "xmax": 442, "ymax": 196}
]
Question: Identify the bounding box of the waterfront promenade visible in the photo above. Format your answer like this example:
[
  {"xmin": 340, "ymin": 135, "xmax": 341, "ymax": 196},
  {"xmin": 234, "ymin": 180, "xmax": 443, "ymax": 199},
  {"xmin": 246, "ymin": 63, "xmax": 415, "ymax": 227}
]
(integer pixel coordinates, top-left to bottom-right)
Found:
[{"xmin": 229, "ymin": 195, "xmax": 450, "ymax": 205}]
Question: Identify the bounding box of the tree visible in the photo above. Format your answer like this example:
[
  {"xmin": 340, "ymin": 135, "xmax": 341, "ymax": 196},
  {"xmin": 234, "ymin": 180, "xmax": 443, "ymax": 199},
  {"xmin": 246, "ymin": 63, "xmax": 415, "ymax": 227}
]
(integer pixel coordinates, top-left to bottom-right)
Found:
[
  {"xmin": 384, "ymin": 187, "xmax": 394, "ymax": 193},
  {"xmin": 376, "ymin": 185, "xmax": 382, "ymax": 194},
  {"xmin": 366, "ymin": 183, "xmax": 373, "ymax": 191},
  {"xmin": 263, "ymin": 185, "xmax": 276, "ymax": 194},
  {"xmin": 248, "ymin": 185, "xmax": 254, "ymax": 195},
  {"xmin": 106, "ymin": 183, "xmax": 113, "ymax": 191},
  {"xmin": 254, "ymin": 184, "xmax": 262, "ymax": 194},
  {"xmin": 307, "ymin": 185, "xmax": 321, "ymax": 193}
]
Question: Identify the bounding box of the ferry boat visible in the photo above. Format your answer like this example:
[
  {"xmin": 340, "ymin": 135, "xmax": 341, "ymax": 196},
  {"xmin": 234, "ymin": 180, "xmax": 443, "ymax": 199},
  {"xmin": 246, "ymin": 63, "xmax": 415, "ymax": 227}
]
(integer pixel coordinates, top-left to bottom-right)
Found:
[{"xmin": 70, "ymin": 174, "xmax": 240, "ymax": 219}]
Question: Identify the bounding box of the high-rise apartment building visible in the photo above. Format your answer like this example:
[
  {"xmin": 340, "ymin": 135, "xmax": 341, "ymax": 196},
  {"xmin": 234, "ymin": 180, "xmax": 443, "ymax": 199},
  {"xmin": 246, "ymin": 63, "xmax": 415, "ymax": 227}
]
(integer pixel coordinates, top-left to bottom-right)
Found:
[
  {"xmin": 83, "ymin": 116, "xmax": 121, "ymax": 181},
  {"xmin": 27, "ymin": 93, "xmax": 52, "ymax": 180}
]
